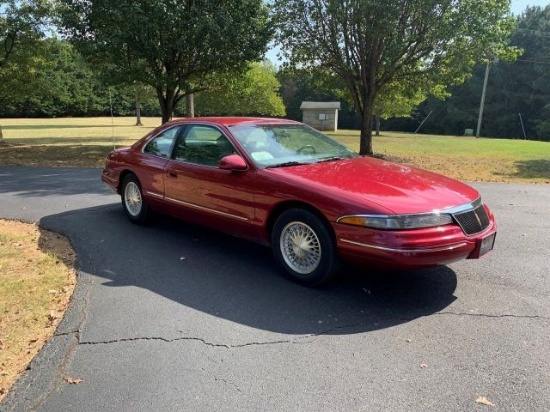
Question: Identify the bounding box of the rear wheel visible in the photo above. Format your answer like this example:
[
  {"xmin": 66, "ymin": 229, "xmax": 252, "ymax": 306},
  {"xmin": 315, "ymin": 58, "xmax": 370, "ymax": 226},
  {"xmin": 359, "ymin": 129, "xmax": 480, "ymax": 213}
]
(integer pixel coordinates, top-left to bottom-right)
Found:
[
  {"xmin": 271, "ymin": 209, "xmax": 338, "ymax": 285},
  {"xmin": 121, "ymin": 174, "xmax": 149, "ymax": 224}
]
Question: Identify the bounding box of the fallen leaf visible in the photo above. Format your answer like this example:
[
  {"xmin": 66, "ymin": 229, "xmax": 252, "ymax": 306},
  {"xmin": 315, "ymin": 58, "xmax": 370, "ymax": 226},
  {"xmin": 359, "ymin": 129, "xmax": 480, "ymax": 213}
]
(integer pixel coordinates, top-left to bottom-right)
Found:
[
  {"xmin": 476, "ymin": 396, "xmax": 494, "ymax": 407},
  {"xmin": 65, "ymin": 377, "xmax": 84, "ymax": 385}
]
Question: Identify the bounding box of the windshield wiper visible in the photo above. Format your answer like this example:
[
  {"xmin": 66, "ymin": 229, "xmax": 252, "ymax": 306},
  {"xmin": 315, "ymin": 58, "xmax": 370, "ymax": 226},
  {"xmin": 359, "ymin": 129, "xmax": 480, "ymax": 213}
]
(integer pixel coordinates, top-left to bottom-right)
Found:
[
  {"xmin": 317, "ymin": 156, "xmax": 343, "ymax": 163},
  {"xmin": 266, "ymin": 161, "xmax": 311, "ymax": 168}
]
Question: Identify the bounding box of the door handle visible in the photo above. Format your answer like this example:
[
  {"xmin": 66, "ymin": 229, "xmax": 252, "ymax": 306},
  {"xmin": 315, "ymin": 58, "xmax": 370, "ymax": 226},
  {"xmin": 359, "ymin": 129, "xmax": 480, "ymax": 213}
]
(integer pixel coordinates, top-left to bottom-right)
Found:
[{"xmin": 166, "ymin": 169, "xmax": 177, "ymax": 178}]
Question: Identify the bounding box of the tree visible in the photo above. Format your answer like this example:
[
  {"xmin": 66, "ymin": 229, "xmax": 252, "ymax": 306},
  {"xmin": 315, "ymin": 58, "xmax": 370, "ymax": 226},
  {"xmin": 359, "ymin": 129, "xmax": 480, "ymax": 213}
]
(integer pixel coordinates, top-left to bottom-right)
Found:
[
  {"xmin": 58, "ymin": 0, "xmax": 271, "ymax": 124},
  {"xmin": 0, "ymin": 38, "xmax": 161, "ymax": 118},
  {"xmin": 194, "ymin": 62, "xmax": 286, "ymax": 117},
  {"xmin": 402, "ymin": 5, "xmax": 549, "ymax": 141},
  {"xmin": 277, "ymin": 68, "xmax": 361, "ymax": 128},
  {"xmin": 273, "ymin": 0, "xmax": 516, "ymax": 155},
  {"xmin": 373, "ymin": 81, "xmax": 426, "ymax": 135},
  {"xmin": 0, "ymin": 0, "xmax": 50, "ymax": 141},
  {"xmin": 508, "ymin": 5, "xmax": 550, "ymax": 140}
]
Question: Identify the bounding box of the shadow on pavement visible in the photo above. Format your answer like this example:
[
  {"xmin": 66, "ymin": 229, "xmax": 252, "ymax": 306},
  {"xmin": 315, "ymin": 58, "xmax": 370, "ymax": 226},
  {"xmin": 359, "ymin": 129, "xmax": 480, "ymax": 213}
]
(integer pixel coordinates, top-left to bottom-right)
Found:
[
  {"xmin": 39, "ymin": 204, "xmax": 458, "ymax": 336},
  {"xmin": 0, "ymin": 167, "xmax": 111, "ymax": 197}
]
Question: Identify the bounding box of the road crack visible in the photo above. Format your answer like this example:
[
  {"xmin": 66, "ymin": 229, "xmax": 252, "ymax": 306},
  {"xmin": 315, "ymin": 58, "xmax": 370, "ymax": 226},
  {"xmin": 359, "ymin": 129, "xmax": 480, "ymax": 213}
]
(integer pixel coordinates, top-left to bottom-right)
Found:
[
  {"xmin": 435, "ymin": 311, "xmax": 548, "ymax": 321},
  {"xmin": 78, "ymin": 334, "xmax": 316, "ymax": 348}
]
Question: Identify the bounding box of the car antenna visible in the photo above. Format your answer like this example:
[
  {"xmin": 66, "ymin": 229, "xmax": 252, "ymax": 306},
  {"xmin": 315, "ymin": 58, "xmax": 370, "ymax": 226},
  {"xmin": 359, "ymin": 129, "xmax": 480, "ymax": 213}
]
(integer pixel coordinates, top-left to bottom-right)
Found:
[{"xmin": 109, "ymin": 88, "xmax": 115, "ymax": 150}]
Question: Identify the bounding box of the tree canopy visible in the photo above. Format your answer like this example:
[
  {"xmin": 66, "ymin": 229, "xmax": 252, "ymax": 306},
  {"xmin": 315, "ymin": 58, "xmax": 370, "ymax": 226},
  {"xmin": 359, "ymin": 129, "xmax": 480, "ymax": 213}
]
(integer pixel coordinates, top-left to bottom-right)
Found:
[
  {"xmin": 1, "ymin": 0, "xmax": 49, "ymax": 68},
  {"xmin": 1, "ymin": 0, "xmax": 51, "ymax": 139},
  {"xmin": 195, "ymin": 62, "xmax": 286, "ymax": 117},
  {"xmin": 58, "ymin": 0, "xmax": 272, "ymax": 123},
  {"xmin": 273, "ymin": 0, "xmax": 517, "ymax": 155},
  {"xmin": 400, "ymin": 5, "xmax": 550, "ymax": 141}
]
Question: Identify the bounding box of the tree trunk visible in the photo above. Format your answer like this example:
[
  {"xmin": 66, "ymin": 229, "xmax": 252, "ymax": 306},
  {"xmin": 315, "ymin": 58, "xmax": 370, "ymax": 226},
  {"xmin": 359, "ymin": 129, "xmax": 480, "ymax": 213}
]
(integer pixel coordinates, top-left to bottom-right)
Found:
[
  {"xmin": 135, "ymin": 88, "xmax": 143, "ymax": 126},
  {"xmin": 375, "ymin": 115, "xmax": 381, "ymax": 136},
  {"xmin": 359, "ymin": 100, "xmax": 374, "ymax": 156},
  {"xmin": 157, "ymin": 87, "xmax": 175, "ymax": 124},
  {"xmin": 0, "ymin": 124, "xmax": 6, "ymax": 146}
]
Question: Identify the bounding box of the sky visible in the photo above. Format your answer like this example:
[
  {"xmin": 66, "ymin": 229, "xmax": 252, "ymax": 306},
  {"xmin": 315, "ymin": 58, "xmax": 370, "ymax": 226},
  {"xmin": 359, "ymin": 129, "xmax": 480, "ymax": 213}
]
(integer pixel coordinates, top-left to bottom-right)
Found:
[{"xmin": 511, "ymin": 0, "xmax": 549, "ymax": 14}]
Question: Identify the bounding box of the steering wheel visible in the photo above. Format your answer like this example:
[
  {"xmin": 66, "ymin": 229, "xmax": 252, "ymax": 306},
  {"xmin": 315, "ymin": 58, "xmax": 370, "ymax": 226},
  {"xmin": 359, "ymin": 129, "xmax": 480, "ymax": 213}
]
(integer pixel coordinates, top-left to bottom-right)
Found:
[{"xmin": 296, "ymin": 145, "xmax": 316, "ymax": 154}]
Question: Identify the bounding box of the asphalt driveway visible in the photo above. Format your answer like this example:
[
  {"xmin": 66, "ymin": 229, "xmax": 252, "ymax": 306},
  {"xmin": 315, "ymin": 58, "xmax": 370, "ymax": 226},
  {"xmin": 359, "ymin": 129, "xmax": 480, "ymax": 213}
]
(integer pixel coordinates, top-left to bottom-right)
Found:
[{"xmin": 0, "ymin": 167, "xmax": 548, "ymax": 412}]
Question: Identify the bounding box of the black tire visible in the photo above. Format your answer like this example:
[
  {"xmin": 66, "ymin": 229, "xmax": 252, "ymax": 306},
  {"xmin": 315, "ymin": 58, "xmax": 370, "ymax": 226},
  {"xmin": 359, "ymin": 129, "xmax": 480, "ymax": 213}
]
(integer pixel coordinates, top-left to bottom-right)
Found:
[
  {"xmin": 121, "ymin": 174, "xmax": 150, "ymax": 224},
  {"xmin": 271, "ymin": 208, "xmax": 338, "ymax": 285}
]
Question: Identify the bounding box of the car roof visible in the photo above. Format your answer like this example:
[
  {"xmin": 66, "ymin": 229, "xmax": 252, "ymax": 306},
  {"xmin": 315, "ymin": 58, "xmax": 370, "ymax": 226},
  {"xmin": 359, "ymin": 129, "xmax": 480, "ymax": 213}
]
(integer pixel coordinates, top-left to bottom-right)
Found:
[{"xmin": 165, "ymin": 117, "xmax": 301, "ymax": 127}]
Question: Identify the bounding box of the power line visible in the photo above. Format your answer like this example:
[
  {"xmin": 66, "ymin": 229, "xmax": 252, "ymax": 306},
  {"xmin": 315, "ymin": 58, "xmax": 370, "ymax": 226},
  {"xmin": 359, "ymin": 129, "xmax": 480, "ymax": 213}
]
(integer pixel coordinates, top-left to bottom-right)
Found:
[{"xmin": 516, "ymin": 58, "xmax": 550, "ymax": 66}]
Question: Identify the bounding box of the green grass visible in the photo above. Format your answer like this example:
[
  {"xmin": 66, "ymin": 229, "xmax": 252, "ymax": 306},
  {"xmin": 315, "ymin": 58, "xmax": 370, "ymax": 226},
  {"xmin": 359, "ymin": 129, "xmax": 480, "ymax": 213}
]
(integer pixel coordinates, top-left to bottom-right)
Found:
[
  {"xmin": 328, "ymin": 130, "xmax": 550, "ymax": 183},
  {"xmin": 330, "ymin": 130, "xmax": 549, "ymax": 161},
  {"xmin": 1, "ymin": 117, "xmax": 549, "ymax": 182}
]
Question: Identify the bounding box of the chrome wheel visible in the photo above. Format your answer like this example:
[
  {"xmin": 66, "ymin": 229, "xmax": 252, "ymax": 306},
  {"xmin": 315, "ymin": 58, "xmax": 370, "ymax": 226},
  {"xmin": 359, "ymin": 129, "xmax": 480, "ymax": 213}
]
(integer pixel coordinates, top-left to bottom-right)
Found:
[
  {"xmin": 279, "ymin": 221, "xmax": 321, "ymax": 274},
  {"xmin": 124, "ymin": 181, "xmax": 142, "ymax": 217},
  {"xmin": 272, "ymin": 209, "xmax": 338, "ymax": 285}
]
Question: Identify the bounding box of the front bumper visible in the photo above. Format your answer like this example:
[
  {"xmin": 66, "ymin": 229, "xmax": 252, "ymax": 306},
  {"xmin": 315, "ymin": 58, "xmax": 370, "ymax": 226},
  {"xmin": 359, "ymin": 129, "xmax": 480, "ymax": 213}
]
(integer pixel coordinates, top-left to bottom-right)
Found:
[{"xmin": 335, "ymin": 218, "xmax": 497, "ymax": 269}]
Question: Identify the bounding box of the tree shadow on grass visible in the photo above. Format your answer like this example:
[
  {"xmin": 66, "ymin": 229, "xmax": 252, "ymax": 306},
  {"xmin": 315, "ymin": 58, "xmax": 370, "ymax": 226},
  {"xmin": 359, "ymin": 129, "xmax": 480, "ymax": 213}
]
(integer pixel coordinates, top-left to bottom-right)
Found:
[
  {"xmin": 2, "ymin": 124, "xmax": 134, "ymax": 131},
  {"xmin": 39, "ymin": 205, "xmax": 459, "ymax": 336},
  {"xmin": 498, "ymin": 159, "xmax": 550, "ymax": 181},
  {"xmin": 0, "ymin": 145, "xmax": 121, "ymax": 168}
]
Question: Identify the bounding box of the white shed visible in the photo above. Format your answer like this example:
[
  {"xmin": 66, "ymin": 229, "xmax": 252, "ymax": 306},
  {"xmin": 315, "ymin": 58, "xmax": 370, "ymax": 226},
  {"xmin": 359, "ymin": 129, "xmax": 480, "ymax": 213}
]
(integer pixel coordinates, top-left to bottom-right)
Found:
[{"xmin": 300, "ymin": 101, "xmax": 341, "ymax": 131}]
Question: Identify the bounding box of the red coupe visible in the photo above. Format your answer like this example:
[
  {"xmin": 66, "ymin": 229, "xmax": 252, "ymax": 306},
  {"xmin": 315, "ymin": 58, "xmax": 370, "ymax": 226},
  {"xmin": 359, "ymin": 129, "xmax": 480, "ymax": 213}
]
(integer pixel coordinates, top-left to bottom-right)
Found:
[{"xmin": 102, "ymin": 117, "xmax": 496, "ymax": 285}]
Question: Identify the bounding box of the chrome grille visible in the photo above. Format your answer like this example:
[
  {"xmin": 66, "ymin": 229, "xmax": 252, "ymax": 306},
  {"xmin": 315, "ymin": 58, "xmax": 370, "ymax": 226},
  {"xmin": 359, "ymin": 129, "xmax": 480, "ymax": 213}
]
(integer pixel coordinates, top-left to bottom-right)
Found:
[{"xmin": 452, "ymin": 204, "xmax": 490, "ymax": 236}]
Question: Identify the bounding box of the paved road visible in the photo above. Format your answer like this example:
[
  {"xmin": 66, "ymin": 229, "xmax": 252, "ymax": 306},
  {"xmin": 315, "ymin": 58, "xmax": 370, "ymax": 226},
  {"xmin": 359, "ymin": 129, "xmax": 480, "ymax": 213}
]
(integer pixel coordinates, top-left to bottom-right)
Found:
[{"xmin": 0, "ymin": 167, "xmax": 548, "ymax": 412}]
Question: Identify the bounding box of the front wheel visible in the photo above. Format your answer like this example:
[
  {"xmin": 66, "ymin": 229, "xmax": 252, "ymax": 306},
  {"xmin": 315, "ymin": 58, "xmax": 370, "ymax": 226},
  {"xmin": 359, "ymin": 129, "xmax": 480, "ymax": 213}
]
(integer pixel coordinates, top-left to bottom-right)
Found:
[
  {"xmin": 271, "ymin": 209, "xmax": 338, "ymax": 285},
  {"xmin": 121, "ymin": 174, "xmax": 149, "ymax": 224}
]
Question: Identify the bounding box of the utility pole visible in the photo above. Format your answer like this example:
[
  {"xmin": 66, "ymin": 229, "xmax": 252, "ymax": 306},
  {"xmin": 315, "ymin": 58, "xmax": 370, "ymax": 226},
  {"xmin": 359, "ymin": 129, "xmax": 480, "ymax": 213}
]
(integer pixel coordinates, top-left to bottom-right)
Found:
[
  {"xmin": 476, "ymin": 58, "xmax": 498, "ymax": 138},
  {"xmin": 476, "ymin": 62, "xmax": 491, "ymax": 138},
  {"xmin": 186, "ymin": 93, "xmax": 195, "ymax": 118}
]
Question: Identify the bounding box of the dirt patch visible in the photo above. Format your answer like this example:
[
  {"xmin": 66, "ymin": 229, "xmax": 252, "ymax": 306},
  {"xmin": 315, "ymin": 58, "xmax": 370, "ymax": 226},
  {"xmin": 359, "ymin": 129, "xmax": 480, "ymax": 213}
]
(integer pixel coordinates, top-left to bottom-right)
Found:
[{"xmin": 0, "ymin": 220, "xmax": 76, "ymax": 401}]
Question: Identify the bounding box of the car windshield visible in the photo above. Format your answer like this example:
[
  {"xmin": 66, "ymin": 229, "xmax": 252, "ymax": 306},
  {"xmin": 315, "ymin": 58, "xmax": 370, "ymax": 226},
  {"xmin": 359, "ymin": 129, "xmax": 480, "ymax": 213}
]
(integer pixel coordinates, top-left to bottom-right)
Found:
[{"xmin": 228, "ymin": 124, "xmax": 358, "ymax": 168}]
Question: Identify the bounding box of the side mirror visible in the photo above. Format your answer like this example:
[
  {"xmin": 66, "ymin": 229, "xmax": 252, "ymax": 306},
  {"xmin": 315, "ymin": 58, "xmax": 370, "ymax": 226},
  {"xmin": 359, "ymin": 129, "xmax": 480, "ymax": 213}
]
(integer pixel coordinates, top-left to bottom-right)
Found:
[{"xmin": 219, "ymin": 154, "xmax": 248, "ymax": 171}]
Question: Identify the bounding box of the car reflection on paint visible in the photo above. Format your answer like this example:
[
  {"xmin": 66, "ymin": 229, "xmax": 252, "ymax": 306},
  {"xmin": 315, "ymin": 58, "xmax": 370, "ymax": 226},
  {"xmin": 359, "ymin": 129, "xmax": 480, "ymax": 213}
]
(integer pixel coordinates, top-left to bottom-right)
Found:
[{"xmin": 102, "ymin": 117, "xmax": 496, "ymax": 285}]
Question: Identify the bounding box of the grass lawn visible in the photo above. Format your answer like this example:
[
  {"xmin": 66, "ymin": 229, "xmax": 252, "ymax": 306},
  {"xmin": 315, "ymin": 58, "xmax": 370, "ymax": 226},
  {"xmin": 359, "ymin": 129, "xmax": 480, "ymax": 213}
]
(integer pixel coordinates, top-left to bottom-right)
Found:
[
  {"xmin": 1, "ymin": 117, "xmax": 549, "ymax": 182},
  {"xmin": 328, "ymin": 130, "xmax": 550, "ymax": 183}
]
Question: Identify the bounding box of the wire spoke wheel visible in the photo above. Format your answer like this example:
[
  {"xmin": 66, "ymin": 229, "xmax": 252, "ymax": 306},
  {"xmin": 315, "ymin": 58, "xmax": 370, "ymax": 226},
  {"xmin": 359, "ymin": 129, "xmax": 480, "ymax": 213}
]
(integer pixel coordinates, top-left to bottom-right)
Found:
[
  {"xmin": 121, "ymin": 174, "xmax": 149, "ymax": 224},
  {"xmin": 280, "ymin": 221, "xmax": 322, "ymax": 274},
  {"xmin": 272, "ymin": 209, "xmax": 338, "ymax": 285},
  {"xmin": 124, "ymin": 181, "xmax": 143, "ymax": 217}
]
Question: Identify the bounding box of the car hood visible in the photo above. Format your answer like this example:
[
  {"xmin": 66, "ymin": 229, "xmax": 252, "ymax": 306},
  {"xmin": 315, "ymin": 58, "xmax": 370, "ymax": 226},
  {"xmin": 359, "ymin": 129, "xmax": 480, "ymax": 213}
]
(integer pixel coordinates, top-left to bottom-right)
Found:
[{"xmin": 266, "ymin": 156, "xmax": 480, "ymax": 214}]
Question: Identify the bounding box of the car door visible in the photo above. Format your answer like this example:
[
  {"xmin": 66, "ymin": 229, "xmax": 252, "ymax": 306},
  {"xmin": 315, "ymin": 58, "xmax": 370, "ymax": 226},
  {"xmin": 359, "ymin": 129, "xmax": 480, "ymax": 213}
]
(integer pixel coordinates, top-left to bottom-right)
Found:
[
  {"xmin": 163, "ymin": 124, "xmax": 258, "ymax": 239},
  {"xmin": 131, "ymin": 124, "xmax": 185, "ymax": 201}
]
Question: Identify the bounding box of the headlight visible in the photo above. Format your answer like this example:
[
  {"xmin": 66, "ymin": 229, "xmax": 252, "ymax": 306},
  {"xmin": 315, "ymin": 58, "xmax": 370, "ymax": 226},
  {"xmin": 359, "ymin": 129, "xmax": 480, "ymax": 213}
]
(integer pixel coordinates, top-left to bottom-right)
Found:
[{"xmin": 337, "ymin": 212, "xmax": 453, "ymax": 230}]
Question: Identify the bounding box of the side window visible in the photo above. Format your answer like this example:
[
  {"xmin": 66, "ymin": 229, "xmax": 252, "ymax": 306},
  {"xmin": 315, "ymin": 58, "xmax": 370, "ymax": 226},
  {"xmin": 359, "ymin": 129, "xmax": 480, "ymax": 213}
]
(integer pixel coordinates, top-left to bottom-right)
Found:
[
  {"xmin": 143, "ymin": 126, "xmax": 181, "ymax": 158},
  {"xmin": 174, "ymin": 125, "xmax": 235, "ymax": 166}
]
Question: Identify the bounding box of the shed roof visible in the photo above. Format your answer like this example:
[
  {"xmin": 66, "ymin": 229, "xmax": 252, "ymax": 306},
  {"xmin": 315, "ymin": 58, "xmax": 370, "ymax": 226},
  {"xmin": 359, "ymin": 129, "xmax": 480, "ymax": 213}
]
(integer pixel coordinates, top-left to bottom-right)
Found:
[{"xmin": 300, "ymin": 101, "xmax": 341, "ymax": 110}]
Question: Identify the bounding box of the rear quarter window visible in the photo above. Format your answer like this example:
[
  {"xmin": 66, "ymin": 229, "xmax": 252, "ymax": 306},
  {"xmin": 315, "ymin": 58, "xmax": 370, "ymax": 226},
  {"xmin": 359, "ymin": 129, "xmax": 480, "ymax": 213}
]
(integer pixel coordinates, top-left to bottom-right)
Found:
[{"xmin": 143, "ymin": 126, "xmax": 182, "ymax": 158}]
